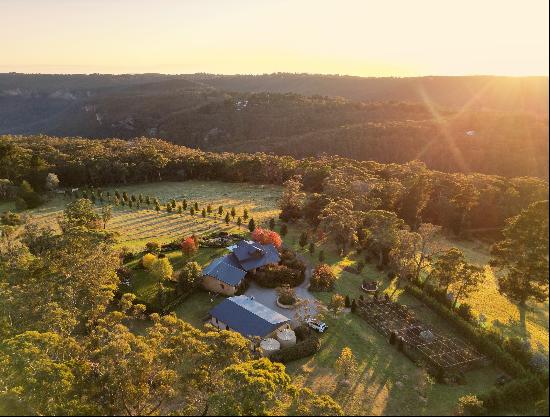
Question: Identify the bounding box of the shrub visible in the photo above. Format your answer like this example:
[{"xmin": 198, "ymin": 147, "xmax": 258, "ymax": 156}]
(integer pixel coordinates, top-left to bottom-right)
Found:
[
  {"xmin": 457, "ymin": 395, "xmax": 486, "ymax": 416},
  {"xmin": 503, "ymin": 337, "xmax": 533, "ymax": 369},
  {"xmin": 328, "ymin": 294, "xmax": 345, "ymax": 314},
  {"xmin": 457, "ymin": 303, "xmax": 476, "ymax": 323},
  {"xmin": 181, "ymin": 236, "xmax": 199, "ymax": 257},
  {"xmin": 310, "ymin": 264, "xmax": 336, "ymax": 291},
  {"xmin": 277, "ymin": 285, "xmax": 297, "ymax": 306},
  {"xmin": 0, "ymin": 211, "xmax": 23, "ymax": 226},
  {"xmin": 255, "ymin": 264, "xmax": 303, "ymax": 288},
  {"xmin": 142, "ymin": 253, "xmax": 157, "ymax": 269},
  {"xmin": 279, "ymin": 248, "xmax": 306, "ymax": 277},
  {"xmin": 344, "ymin": 295, "xmax": 351, "ymax": 308},
  {"xmin": 405, "ymin": 285, "xmax": 528, "ymax": 378},
  {"xmin": 145, "ymin": 241, "xmax": 161, "ymax": 254},
  {"xmin": 270, "ymin": 334, "xmax": 321, "ymax": 363},
  {"xmin": 251, "ymin": 227, "xmax": 283, "ymax": 249}
]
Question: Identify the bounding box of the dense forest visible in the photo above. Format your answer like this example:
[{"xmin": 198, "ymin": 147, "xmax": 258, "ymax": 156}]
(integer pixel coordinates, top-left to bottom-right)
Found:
[
  {"xmin": 1, "ymin": 74, "xmax": 548, "ymax": 178},
  {"xmin": 1, "ymin": 135, "xmax": 548, "ymax": 239}
]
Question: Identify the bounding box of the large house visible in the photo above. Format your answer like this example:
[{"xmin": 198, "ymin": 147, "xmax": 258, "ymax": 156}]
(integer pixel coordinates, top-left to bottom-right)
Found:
[
  {"xmin": 209, "ymin": 295, "xmax": 291, "ymax": 338},
  {"xmin": 201, "ymin": 240, "xmax": 280, "ymax": 295}
]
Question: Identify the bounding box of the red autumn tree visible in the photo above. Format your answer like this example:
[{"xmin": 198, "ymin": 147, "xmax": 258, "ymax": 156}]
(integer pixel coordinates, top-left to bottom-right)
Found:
[
  {"xmin": 181, "ymin": 236, "xmax": 198, "ymax": 257},
  {"xmin": 251, "ymin": 228, "xmax": 283, "ymax": 249}
]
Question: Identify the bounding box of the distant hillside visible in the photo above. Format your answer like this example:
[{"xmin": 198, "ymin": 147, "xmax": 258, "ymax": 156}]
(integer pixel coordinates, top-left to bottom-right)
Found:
[
  {"xmin": 189, "ymin": 73, "xmax": 549, "ymax": 116},
  {"xmin": 0, "ymin": 73, "xmax": 547, "ymax": 178}
]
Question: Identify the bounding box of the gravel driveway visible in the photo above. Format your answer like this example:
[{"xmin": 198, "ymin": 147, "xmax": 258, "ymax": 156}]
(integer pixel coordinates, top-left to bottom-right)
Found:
[{"xmin": 244, "ymin": 252, "xmax": 319, "ymax": 325}]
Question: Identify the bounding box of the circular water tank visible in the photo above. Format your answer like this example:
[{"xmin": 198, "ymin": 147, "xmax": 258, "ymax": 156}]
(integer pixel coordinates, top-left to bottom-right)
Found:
[
  {"xmin": 276, "ymin": 329, "xmax": 297, "ymax": 348},
  {"xmin": 260, "ymin": 338, "xmax": 280, "ymax": 356}
]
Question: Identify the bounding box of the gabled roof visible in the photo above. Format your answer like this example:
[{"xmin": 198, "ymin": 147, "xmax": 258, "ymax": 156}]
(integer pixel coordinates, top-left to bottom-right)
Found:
[
  {"xmin": 233, "ymin": 240, "xmax": 265, "ymax": 262},
  {"xmin": 202, "ymin": 255, "xmax": 247, "ymax": 286},
  {"xmin": 231, "ymin": 240, "xmax": 281, "ymax": 271},
  {"xmin": 209, "ymin": 295, "xmax": 290, "ymax": 338}
]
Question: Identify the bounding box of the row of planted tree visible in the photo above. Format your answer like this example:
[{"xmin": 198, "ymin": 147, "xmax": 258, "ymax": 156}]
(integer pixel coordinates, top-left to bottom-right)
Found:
[{"xmin": 67, "ymin": 186, "xmax": 261, "ymax": 231}]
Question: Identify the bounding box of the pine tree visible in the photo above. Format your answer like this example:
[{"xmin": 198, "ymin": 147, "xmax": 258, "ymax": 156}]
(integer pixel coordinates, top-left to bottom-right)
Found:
[
  {"xmin": 237, "ymin": 217, "xmax": 242, "ymax": 227},
  {"xmin": 225, "ymin": 213, "xmax": 230, "ymax": 224},
  {"xmin": 280, "ymin": 223, "xmax": 288, "ymax": 237},
  {"xmin": 194, "ymin": 202, "xmax": 199, "ymax": 211},
  {"xmin": 248, "ymin": 218, "xmax": 256, "ymax": 232},
  {"xmin": 231, "ymin": 207, "xmax": 236, "ymax": 219},
  {"xmin": 202, "ymin": 208, "xmax": 206, "ymax": 218},
  {"xmin": 309, "ymin": 242, "xmax": 315, "ymax": 255},
  {"xmin": 299, "ymin": 231, "xmax": 308, "ymax": 249},
  {"xmin": 190, "ymin": 207, "xmax": 195, "ymax": 216},
  {"xmin": 218, "ymin": 206, "xmax": 223, "ymax": 216},
  {"xmin": 182, "ymin": 199, "xmax": 187, "ymax": 210},
  {"xmin": 269, "ymin": 218, "xmax": 275, "ymax": 230},
  {"xmin": 243, "ymin": 208, "xmax": 249, "ymax": 221}
]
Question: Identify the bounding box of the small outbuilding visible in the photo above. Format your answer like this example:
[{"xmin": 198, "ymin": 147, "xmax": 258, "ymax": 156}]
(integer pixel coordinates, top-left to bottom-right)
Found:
[
  {"xmin": 276, "ymin": 328, "xmax": 297, "ymax": 348},
  {"xmin": 260, "ymin": 338, "xmax": 281, "ymax": 357}
]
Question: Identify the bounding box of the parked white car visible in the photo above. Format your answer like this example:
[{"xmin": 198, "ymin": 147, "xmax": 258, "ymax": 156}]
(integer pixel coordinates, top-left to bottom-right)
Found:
[{"xmin": 306, "ymin": 318, "xmax": 328, "ymax": 333}]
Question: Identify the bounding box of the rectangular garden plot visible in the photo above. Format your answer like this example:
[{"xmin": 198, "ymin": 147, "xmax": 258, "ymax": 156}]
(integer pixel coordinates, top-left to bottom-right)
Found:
[{"xmin": 356, "ymin": 299, "xmax": 486, "ymax": 375}]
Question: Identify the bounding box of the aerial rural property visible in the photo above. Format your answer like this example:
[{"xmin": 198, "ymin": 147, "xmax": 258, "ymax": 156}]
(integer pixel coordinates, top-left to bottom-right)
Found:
[{"xmin": 0, "ymin": 1, "xmax": 548, "ymax": 416}]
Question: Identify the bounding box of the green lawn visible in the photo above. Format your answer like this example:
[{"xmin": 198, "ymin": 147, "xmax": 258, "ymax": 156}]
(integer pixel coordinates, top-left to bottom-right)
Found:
[
  {"xmin": 441, "ymin": 238, "xmax": 549, "ymax": 352},
  {"xmin": 285, "ymin": 313, "xmax": 500, "ymax": 416},
  {"xmin": 11, "ymin": 180, "xmax": 282, "ymax": 251},
  {"xmin": 124, "ymin": 247, "xmax": 227, "ymax": 305},
  {"xmin": 279, "ymin": 222, "xmax": 520, "ymax": 415},
  {"xmin": 281, "ymin": 222, "xmax": 549, "ymax": 352}
]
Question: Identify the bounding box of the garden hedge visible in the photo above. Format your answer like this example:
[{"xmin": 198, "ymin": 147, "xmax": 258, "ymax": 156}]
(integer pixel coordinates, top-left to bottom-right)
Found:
[{"xmin": 405, "ymin": 285, "xmax": 548, "ymax": 412}]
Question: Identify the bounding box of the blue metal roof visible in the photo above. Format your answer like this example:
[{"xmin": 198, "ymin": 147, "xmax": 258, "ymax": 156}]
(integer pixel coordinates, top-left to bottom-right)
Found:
[
  {"xmin": 231, "ymin": 240, "xmax": 281, "ymax": 271},
  {"xmin": 209, "ymin": 295, "xmax": 289, "ymax": 338},
  {"xmin": 202, "ymin": 255, "xmax": 247, "ymax": 286}
]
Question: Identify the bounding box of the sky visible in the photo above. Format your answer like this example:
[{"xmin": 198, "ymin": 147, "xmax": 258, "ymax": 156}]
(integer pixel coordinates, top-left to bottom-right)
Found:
[{"xmin": 1, "ymin": 0, "xmax": 548, "ymax": 76}]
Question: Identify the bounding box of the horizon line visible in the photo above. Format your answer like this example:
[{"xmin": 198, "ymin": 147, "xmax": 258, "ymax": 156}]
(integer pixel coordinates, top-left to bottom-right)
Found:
[{"xmin": 1, "ymin": 71, "xmax": 549, "ymax": 79}]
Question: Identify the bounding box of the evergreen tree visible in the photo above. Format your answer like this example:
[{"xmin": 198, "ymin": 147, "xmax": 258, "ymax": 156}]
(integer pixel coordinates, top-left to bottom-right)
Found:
[
  {"xmin": 269, "ymin": 217, "xmax": 276, "ymax": 230},
  {"xmin": 202, "ymin": 208, "xmax": 206, "ymax": 218},
  {"xmin": 280, "ymin": 223, "xmax": 288, "ymax": 237},
  {"xmin": 248, "ymin": 218, "xmax": 256, "ymax": 232},
  {"xmin": 237, "ymin": 217, "xmax": 242, "ymax": 227},
  {"xmin": 299, "ymin": 231, "xmax": 308, "ymax": 249},
  {"xmin": 309, "ymin": 242, "xmax": 315, "ymax": 255},
  {"xmin": 231, "ymin": 207, "xmax": 236, "ymax": 219}
]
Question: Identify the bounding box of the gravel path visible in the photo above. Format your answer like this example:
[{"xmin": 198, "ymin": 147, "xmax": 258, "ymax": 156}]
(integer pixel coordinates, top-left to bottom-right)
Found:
[{"xmin": 244, "ymin": 250, "xmax": 319, "ymax": 325}]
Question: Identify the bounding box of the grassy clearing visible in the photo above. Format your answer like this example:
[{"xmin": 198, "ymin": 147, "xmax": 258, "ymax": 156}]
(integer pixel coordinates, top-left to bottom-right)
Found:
[
  {"xmin": 441, "ymin": 238, "xmax": 549, "ymax": 352},
  {"xmin": 124, "ymin": 247, "xmax": 227, "ymax": 304},
  {"xmin": 286, "ymin": 313, "xmax": 499, "ymax": 416},
  {"xmin": 279, "ymin": 222, "xmax": 505, "ymax": 415},
  {"xmin": 18, "ymin": 180, "xmax": 282, "ymax": 250},
  {"xmin": 281, "ymin": 222, "xmax": 548, "ymax": 352}
]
